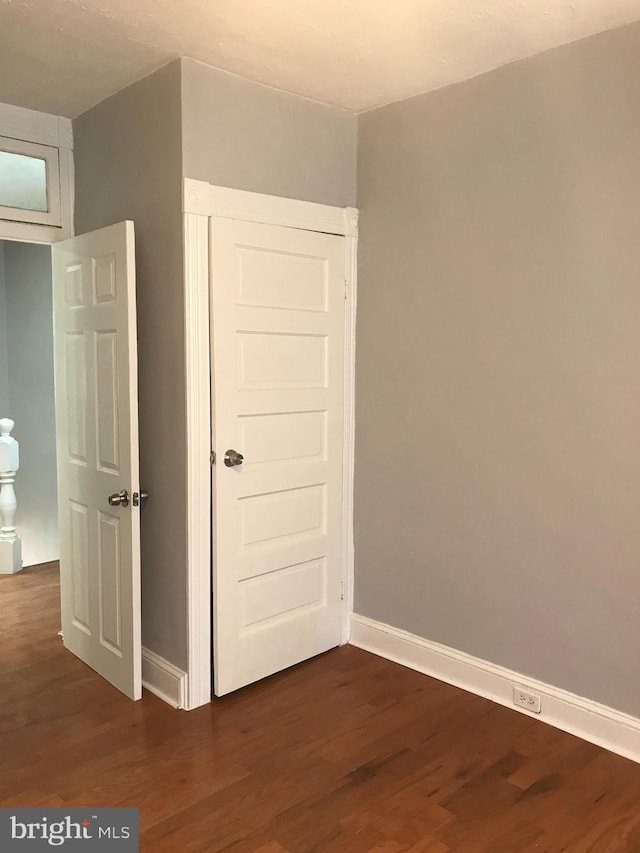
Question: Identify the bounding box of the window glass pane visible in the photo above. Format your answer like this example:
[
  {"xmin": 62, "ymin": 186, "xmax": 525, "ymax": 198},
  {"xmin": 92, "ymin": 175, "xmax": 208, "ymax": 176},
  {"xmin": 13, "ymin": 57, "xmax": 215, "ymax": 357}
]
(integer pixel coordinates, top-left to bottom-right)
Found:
[{"xmin": 0, "ymin": 151, "xmax": 48, "ymax": 212}]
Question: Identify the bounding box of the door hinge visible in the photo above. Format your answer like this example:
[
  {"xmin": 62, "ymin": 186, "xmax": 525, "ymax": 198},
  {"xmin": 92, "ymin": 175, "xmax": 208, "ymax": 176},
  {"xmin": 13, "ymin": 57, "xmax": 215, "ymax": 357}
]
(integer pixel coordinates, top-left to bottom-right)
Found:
[
  {"xmin": 340, "ymin": 580, "xmax": 345, "ymax": 601},
  {"xmin": 344, "ymin": 280, "xmax": 348, "ymax": 300},
  {"xmin": 210, "ymin": 450, "xmax": 216, "ymax": 465}
]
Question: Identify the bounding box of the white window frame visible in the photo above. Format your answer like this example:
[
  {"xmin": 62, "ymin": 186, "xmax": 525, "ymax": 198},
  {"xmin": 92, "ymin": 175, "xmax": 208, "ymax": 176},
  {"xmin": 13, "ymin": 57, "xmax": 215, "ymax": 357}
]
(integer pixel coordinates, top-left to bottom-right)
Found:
[
  {"xmin": 0, "ymin": 136, "xmax": 62, "ymax": 226},
  {"xmin": 0, "ymin": 102, "xmax": 73, "ymax": 244}
]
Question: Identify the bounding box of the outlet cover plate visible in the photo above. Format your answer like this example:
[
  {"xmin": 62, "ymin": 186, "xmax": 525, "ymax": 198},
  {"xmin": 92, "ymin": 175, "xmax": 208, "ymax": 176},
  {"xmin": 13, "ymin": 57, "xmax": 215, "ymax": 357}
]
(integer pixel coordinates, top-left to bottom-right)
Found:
[{"xmin": 513, "ymin": 685, "xmax": 542, "ymax": 714}]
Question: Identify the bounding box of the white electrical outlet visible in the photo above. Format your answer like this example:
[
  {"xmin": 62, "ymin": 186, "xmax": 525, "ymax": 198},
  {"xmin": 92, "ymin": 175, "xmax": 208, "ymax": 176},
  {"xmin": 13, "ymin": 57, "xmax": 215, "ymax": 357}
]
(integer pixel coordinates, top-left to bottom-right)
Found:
[{"xmin": 513, "ymin": 686, "xmax": 542, "ymax": 714}]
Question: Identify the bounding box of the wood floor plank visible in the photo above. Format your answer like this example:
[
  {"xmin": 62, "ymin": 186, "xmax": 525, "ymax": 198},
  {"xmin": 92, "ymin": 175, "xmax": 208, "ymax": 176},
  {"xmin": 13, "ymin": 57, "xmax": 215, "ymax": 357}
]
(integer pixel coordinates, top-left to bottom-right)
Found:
[{"xmin": 3, "ymin": 564, "xmax": 640, "ymax": 851}]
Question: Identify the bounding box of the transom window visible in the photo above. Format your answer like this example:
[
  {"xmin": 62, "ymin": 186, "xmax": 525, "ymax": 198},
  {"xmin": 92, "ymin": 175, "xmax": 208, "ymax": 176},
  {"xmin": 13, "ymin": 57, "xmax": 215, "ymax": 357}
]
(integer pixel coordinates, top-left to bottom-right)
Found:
[{"xmin": 0, "ymin": 136, "xmax": 61, "ymax": 226}]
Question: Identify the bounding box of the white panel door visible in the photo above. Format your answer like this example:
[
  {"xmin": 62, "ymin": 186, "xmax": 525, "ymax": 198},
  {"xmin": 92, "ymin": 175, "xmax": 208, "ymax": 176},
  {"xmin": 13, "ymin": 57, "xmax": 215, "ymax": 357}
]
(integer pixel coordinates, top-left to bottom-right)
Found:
[
  {"xmin": 52, "ymin": 221, "xmax": 141, "ymax": 700},
  {"xmin": 211, "ymin": 218, "xmax": 346, "ymax": 696}
]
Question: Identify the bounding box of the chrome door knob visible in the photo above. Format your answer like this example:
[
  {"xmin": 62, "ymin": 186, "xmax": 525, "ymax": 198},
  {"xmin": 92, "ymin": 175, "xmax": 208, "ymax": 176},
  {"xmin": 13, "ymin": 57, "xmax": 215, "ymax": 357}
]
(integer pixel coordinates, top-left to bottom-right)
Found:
[
  {"xmin": 108, "ymin": 489, "xmax": 130, "ymax": 508},
  {"xmin": 133, "ymin": 490, "xmax": 149, "ymax": 507},
  {"xmin": 224, "ymin": 449, "xmax": 244, "ymax": 468}
]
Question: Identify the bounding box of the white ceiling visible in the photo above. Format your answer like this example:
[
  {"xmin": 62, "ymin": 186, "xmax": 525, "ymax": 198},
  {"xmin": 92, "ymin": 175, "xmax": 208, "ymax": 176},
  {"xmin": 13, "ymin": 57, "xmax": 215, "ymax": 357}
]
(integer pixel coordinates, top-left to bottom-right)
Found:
[{"xmin": 1, "ymin": 0, "xmax": 640, "ymax": 117}]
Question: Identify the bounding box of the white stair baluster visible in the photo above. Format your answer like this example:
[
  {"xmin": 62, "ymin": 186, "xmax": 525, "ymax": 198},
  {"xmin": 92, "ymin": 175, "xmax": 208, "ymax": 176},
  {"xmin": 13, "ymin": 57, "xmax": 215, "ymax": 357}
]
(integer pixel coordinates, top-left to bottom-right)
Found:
[{"xmin": 0, "ymin": 417, "xmax": 23, "ymax": 574}]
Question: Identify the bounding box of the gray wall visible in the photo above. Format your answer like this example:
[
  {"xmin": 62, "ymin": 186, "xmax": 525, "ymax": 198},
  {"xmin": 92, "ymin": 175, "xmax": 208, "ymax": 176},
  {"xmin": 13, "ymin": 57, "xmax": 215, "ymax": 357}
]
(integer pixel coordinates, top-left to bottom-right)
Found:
[
  {"xmin": 355, "ymin": 21, "xmax": 640, "ymax": 716},
  {"xmin": 0, "ymin": 245, "xmax": 8, "ymax": 412},
  {"xmin": 73, "ymin": 61, "xmax": 186, "ymax": 667},
  {"xmin": 74, "ymin": 56, "xmax": 358, "ymax": 671},
  {"xmin": 181, "ymin": 58, "xmax": 357, "ymax": 206},
  {"xmin": 1, "ymin": 240, "xmax": 57, "ymax": 566}
]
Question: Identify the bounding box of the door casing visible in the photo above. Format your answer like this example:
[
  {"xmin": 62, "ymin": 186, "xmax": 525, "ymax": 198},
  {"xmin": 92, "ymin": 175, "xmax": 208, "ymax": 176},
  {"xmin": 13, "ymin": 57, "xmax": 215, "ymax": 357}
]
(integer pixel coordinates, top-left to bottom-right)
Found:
[{"xmin": 182, "ymin": 179, "xmax": 358, "ymax": 710}]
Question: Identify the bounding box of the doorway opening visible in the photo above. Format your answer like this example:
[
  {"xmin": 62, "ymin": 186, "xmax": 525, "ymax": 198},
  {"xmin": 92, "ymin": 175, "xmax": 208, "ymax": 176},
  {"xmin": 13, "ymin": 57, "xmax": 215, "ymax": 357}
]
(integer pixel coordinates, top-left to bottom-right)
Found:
[
  {"xmin": 0, "ymin": 238, "xmax": 61, "ymax": 657},
  {"xmin": 1, "ymin": 223, "xmax": 143, "ymax": 703}
]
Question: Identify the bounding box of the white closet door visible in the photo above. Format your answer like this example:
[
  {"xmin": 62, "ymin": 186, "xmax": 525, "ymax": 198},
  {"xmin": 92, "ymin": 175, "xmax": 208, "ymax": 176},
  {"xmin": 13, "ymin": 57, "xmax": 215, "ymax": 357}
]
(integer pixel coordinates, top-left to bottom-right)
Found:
[{"xmin": 210, "ymin": 218, "xmax": 346, "ymax": 696}]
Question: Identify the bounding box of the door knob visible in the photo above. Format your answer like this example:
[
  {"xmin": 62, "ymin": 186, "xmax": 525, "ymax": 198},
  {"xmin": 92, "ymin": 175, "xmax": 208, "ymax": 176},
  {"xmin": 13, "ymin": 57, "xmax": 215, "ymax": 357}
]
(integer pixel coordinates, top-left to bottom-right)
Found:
[
  {"xmin": 224, "ymin": 449, "xmax": 244, "ymax": 468},
  {"xmin": 133, "ymin": 490, "xmax": 149, "ymax": 507},
  {"xmin": 108, "ymin": 489, "xmax": 130, "ymax": 508}
]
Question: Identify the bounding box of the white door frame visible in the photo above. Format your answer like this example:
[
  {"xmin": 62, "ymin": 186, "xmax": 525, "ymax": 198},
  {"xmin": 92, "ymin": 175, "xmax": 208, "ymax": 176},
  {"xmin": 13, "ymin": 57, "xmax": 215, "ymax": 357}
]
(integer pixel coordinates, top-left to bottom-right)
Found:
[
  {"xmin": 183, "ymin": 178, "xmax": 358, "ymax": 710},
  {"xmin": 0, "ymin": 104, "xmax": 74, "ymax": 625}
]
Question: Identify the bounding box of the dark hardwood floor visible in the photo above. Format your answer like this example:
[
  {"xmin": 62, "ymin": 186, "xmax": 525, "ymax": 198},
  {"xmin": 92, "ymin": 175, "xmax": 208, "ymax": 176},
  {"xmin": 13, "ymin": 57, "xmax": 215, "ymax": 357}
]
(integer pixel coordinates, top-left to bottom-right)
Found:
[{"xmin": 2, "ymin": 564, "xmax": 640, "ymax": 851}]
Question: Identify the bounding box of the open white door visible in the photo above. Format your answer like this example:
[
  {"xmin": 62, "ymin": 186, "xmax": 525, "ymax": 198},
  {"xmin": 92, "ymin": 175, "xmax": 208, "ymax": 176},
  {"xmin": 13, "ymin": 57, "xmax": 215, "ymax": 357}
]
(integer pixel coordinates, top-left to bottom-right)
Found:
[
  {"xmin": 52, "ymin": 221, "xmax": 141, "ymax": 700},
  {"xmin": 211, "ymin": 218, "xmax": 346, "ymax": 696}
]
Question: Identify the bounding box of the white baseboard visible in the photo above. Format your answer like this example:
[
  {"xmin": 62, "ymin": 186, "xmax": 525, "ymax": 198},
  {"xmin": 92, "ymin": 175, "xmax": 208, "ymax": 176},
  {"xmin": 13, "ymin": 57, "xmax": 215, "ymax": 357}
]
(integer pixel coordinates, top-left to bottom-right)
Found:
[
  {"xmin": 350, "ymin": 613, "xmax": 640, "ymax": 765},
  {"xmin": 142, "ymin": 647, "xmax": 187, "ymax": 709}
]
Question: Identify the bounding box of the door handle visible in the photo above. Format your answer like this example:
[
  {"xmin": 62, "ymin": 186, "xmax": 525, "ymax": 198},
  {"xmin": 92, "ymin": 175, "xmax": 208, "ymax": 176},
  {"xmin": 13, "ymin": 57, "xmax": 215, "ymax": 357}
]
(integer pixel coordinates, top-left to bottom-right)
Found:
[
  {"xmin": 224, "ymin": 449, "xmax": 244, "ymax": 468},
  {"xmin": 108, "ymin": 489, "xmax": 130, "ymax": 508},
  {"xmin": 133, "ymin": 490, "xmax": 149, "ymax": 507}
]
